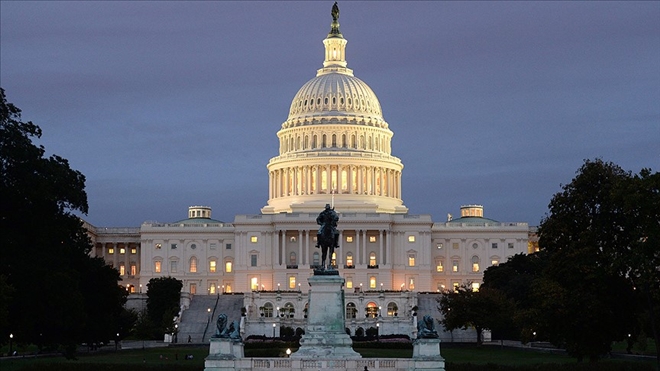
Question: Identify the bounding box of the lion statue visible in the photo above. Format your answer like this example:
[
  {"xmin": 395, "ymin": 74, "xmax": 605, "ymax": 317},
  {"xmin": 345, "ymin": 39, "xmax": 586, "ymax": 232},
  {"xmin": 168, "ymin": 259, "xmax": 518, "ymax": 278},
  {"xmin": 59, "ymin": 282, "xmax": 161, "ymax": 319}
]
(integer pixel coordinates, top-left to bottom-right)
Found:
[
  {"xmin": 416, "ymin": 315, "xmax": 439, "ymax": 339},
  {"xmin": 212, "ymin": 313, "xmax": 228, "ymax": 338}
]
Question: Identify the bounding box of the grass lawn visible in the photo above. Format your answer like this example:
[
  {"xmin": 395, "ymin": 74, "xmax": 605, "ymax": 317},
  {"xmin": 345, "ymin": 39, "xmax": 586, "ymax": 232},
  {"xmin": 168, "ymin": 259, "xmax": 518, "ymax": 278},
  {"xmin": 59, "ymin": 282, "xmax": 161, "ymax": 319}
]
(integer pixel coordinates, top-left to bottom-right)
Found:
[{"xmin": 0, "ymin": 344, "xmax": 655, "ymax": 371}]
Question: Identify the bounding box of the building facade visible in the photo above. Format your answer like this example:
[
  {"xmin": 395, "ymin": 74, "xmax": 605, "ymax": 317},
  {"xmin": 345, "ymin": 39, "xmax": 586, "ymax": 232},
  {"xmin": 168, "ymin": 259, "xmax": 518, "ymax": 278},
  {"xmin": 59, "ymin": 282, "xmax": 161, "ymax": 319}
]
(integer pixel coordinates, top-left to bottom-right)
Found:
[{"xmin": 87, "ymin": 6, "xmax": 532, "ymax": 338}]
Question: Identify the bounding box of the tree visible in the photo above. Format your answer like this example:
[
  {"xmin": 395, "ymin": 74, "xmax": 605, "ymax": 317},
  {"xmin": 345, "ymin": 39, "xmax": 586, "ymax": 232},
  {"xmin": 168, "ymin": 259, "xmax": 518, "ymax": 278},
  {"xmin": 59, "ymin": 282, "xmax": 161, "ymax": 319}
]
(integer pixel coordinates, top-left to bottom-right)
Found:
[
  {"xmin": 537, "ymin": 159, "xmax": 658, "ymax": 363},
  {"xmin": 146, "ymin": 276, "xmax": 182, "ymax": 339},
  {"xmin": 437, "ymin": 284, "xmax": 514, "ymax": 345},
  {"xmin": 0, "ymin": 88, "xmax": 127, "ymax": 357}
]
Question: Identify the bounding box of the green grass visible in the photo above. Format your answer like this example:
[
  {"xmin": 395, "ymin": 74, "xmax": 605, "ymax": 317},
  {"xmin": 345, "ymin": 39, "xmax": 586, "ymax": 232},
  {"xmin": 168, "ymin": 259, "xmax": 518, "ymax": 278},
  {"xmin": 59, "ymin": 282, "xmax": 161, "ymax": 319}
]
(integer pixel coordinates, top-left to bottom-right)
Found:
[{"xmin": 0, "ymin": 344, "xmax": 655, "ymax": 371}]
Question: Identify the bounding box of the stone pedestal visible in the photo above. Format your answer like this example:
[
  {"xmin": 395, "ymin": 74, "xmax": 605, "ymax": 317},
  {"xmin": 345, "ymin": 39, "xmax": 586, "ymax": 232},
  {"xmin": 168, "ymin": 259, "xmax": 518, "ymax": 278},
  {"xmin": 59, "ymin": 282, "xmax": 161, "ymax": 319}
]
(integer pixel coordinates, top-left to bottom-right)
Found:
[
  {"xmin": 204, "ymin": 338, "xmax": 245, "ymax": 371},
  {"xmin": 290, "ymin": 274, "xmax": 361, "ymax": 358},
  {"xmin": 412, "ymin": 338, "xmax": 445, "ymax": 370}
]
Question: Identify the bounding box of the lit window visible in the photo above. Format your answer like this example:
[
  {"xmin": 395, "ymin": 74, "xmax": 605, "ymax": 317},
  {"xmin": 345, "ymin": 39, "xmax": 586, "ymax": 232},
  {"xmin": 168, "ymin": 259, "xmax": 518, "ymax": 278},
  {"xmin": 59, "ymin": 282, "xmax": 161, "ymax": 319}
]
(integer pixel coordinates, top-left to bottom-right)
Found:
[
  {"xmin": 508, "ymin": 242, "xmax": 514, "ymax": 249},
  {"xmin": 492, "ymin": 243, "xmax": 498, "ymax": 249},
  {"xmin": 209, "ymin": 284, "xmax": 216, "ymax": 294},
  {"xmin": 155, "ymin": 243, "xmax": 161, "ymax": 250},
  {"xmin": 369, "ymin": 252, "xmax": 377, "ymax": 266},
  {"xmin": 408, "ymin": 254, "xmax": 416, "ymax": 267},
  {"xmin": 225, "ymin": 284, "xmax": 232, "ymax": 293},
  {"xmin": 369, "ymin": 276, "xmax": 376, "ymax": 289},
  {"xmin": 472, "ymin": 283, "xmax": 480, "ymax": 292},
  {"xmin": 190, "ymin": 257, "xmax": 197, "ymax": 273},
  {"xmin": 250, "ymin": 277, "xmax": 258, "ymax": 290},
  {"xmin": 119, "ymin": 263, "xmax": 125, "ymax": 276},
  {"xmin": 346, "ymin": 253, "xmax": 353, "ymax": 267},
  {"xmin": 120, "ymin": 248, "xmax": 126, "ymax": 254},
  {"xmin": 472, "ymin": 256, "xmax": 480, "ymax": 272},
  {"xmin": 369, "ymin": 236, "xmax": 376, "ymax": 243},
  {"xmin": 491, "ymin": 259, "xmax": 499, "ymax": 266},
  {"xmin": 225, "ymin": 261, "xmax": 232, "ymax": 273},
  {"xmin": 290, "ymin": 236, "xmax": 297, "ymax": 242},
  {"xmin": 452, "ymin": 260, "xmax": 459, "ymax": 272},
  {"xmin": 108, "ymin": 248, "xmax": 114, "ymax": 254},
  {"xmin": 366, "ymin": 302, "xmax": 378, "ymax": 318},
  {"xmin": 251, "ymin": 254, "xmax": 257, "ymax": 267},
  {"xmin": 453, "ymin": 282, "xmax": 460, "ymax": 292},
  {"xmin": 346, "ymin": 236, "xmax": 353, "ymax": 243},
  {"xmin": 209, "ymin": 260, "xmax": 217, "ymax": 272},
  {"xmin": 250, "ymin": 236, "xmax": 258, "ymax": 243},
  {"xmin": 436, "ymin": 261, "xmax": 444, "ymax": 272},
  {"xmin": 154, "ymin": 261, "xmax": 161, "ymax": 273},
  {"xmin": 331, "ymin": 252, "xmax": 336, "ymax": 266},
  {"xmin": 190, "ymin": 283, "xmax": 196, "ymax": 294},
  {"xmin": 387, "ymin": 302, "xmax": 398, "ymax": 316},
  {"xmin": 289, "ymin": 276, "xmax": 296, "ymax": 289},
  {"xmin": 129, "ymin": 286, "xmax": 136, "ymax": 293},
  {"xmin": 130, "ymin": 263, "xmax": 137, "ymax": 276},
  {"xmin": 408, "ymin": 278, "xmax": 415, "ymax": 290},
  {"xmin": 408, "ymin": 235, "xmax": 416, "ymax": 243},
  {"xmin": 131, "ymin": 248, "xmax": 137, "ymax": 254},
  {"xmin": 346, "ymin": 277, "xmax": 353, "ymax": 289},
  {"xmin": 437, "ymin": 243, "xmax": 443, "ymax": 249},
  {"xmin": 170, "ymin": 260, "xmax": 177, "ymax": 273}
]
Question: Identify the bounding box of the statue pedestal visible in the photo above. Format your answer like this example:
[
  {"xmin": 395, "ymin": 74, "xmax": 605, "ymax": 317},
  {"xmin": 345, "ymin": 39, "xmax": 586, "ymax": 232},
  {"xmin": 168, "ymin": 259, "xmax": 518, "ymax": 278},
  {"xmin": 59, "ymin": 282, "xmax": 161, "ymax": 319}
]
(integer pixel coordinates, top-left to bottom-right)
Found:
[
  {"xmin": 412, "ymin": 338, "xmax": 445, "ymax": 370},
  {"xmin": 290, "ymin": 275, "xmax": 361, "ymax": 358},
  {"xmin": 204, "ymin": 338, "xmax": 245, "ymax": 371}
]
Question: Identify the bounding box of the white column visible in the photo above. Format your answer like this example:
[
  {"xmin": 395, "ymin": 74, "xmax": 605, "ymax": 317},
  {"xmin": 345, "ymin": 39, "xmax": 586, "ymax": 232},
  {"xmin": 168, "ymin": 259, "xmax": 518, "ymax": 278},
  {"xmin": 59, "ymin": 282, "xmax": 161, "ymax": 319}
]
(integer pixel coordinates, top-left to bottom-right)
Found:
[
  {"xmin": 385, "ymin": 230, "xmax": 391, "ymax": 266},
  {"xmin": 379, "ymin": 230, "xmax": 384, "ymax": 266},
  {"xmin": 356, "ymin": 230, "xmax": 361, "ymax": 265},
  {"xmin": 280, "ymin": 231, "xmax": 286, "ymax": 266},
  {"xmin": 338, "ymin": 230, "xmax": 343, "ymax": 266},
  {"xmin": 298, "ymin": 230, "xmax": 303, "ymax": 266}
]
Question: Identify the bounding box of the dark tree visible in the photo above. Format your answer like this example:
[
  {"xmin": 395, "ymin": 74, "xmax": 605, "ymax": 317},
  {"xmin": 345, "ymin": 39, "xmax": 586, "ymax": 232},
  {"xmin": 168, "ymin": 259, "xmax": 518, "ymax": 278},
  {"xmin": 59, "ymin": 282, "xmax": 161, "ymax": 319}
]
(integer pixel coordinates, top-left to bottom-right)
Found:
[
  {"xmin": 146, "ymin": 276, "xmax": 182, "ymax": 339},
  {"xmin": 537, "ymin": 159, "xmax": 658, "ymax": 363},
  {"xmin": 0, "ymin": 88, "xmax": 126, "ymax": 357}
]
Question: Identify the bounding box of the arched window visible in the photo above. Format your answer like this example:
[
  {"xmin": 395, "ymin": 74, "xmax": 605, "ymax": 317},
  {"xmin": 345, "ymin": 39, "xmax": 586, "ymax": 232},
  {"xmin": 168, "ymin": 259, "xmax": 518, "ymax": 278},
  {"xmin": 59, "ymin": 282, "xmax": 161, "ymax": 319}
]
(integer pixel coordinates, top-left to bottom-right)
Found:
[
  {"xmin": 387, "ymin": 302, "xmax": 398, "ymax": 317},
  {"xmin": 346, "ymin": 252, "xmax": 353, "ymax": 267},
  {"xmin": 472, "ymin": 256, "xmax": 480, "ymax": 272},
  {"xmin": 332, "ymin": 134, "xmax": 337, "ymax": 147},
  {"xmin": 366, "ymin": 302, "xmax": 378, "ymax": 318},
  {"xmin": 284, "ymin": 302, "xmax": 295, "ymax": 317},
  {"xmin": 369, "ymin": 252, "xmax": 377, "ymax": 266},
  {"xmin": 209, "ymin": 259, "xmax": 217, "ymax": 273},
  {"xmin": 263, "ymin": 302, "xmax": 274, "ymax": 318},
  {"xmin": 225, "ymin": 260, "xmax": 233, "ymax": 273},
  {"xmin": 189, "ymin": 257, "xmax": 197, "ymax": 273},
  {"xmin": 346, "ymin": 302, "xmax": 357, "ymax": 319}
]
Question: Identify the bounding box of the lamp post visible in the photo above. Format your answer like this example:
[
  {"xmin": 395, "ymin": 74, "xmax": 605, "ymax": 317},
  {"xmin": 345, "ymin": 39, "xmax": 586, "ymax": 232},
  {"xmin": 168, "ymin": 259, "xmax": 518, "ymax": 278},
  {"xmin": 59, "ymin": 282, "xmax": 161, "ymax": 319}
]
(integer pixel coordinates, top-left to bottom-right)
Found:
[
  {"xmin": 207, "ymin": 308, "xmax": 211, "ymax": 323},
  {"xmin": 9, "ymin": 334, "xmax": 13, "ymax": 356},
  {"xmin": 115, "ymin": 332, "xmax": 119, "ymax": 351},
  {"xmin": 376, "ymin": 323, "xmax": 380, "ymax": 341},
  {"xmin": 222, "ymin": 285, "xmax": 225, "ymax": 294},
  {"xmin": 286, "ymin": 348, "xmax": 291, "ymax": 357},
  {"xmin": 272, "ymin": 323, "xmax": 276, "ymax": 338}
]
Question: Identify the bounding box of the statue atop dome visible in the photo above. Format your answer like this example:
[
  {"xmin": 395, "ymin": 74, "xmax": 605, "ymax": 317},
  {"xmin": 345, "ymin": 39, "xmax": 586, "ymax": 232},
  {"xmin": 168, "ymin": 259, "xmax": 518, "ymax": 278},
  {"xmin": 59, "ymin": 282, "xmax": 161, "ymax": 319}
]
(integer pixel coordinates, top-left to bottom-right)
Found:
[{"xmin": 328, "ymin": 2, "xmax": 342, "ymax": 38}]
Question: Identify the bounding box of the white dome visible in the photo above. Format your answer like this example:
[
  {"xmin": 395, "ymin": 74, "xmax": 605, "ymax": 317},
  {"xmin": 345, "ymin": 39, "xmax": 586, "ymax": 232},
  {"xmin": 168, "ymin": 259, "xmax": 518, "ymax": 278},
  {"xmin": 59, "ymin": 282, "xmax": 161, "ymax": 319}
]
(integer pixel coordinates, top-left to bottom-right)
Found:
[{"xmin": 287, "ymin": 73, "xmax": 383, "ymax": 122}]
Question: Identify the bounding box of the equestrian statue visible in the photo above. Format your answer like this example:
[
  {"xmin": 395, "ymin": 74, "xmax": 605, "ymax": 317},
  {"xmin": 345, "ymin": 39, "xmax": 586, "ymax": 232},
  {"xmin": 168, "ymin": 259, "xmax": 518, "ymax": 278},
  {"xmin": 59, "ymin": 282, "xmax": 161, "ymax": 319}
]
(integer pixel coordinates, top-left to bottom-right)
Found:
[{"xmin": 315, "ymin": 204, "xmax": 339, "ymax": 271}]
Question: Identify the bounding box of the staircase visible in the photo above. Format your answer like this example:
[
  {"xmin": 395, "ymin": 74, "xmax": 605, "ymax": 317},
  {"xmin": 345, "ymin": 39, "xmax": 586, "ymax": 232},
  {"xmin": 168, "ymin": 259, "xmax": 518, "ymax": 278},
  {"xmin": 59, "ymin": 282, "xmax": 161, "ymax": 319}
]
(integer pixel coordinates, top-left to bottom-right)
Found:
[{"xmin": 177, "ymin": 294, "xmax": 244, "ymax": 343}]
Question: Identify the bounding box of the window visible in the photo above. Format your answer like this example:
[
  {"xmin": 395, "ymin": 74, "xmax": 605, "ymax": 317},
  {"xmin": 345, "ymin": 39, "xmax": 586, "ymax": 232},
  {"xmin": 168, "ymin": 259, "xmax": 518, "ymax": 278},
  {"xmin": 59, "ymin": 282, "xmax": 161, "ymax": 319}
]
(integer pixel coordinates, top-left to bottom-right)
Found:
[
  {"xmin": 120, "ymin": 248, "xmax": 126, "ymax": 254},
  {"xmin": 346, "ymin": 252, "xmax": 353, "ymax": 267},
  {"xmin": 408, "ymin": 235, "xmax": 416, "ymax": 243},
  {"xmin": 408, "ymin": 278, "xmax": 415, "ymax": 290},
  {"xmin": 437, "ymin": 243, "xmax": 443, "ymax": 249},
  {"xmin": 452, "ymin": 260, "xmax": 459, "ymax": 272},
  {"xmin": 209, "ymin": 284, "xmax": 216, "ymax": 294},
  {"xmin": 436, "ymin": 260, "xmax": 444, "ymax": 272},
  {"xmin": 108, "ymin": 248, "xmax": 114, "ymax": 254},
  {"xmin": 491, "ymin": 259, "xmax": 499, "ymax": 266},
  {"xmin": 154, "ymin": 261, "xmax": 161, "ymax": 273},
  {"xmin": 264, "ymin": 302, "xmax": 274, "ymax": 318},
  {"xmin": 289, "ymin": 252, "xmax": 297, "ymax": 265},
  {"xmin": 226, "ymin": 243, "xmax": 232, "ymax": 250},
  {"xmin": 191, "ymin": 244, "xmax": 197, "ymax": 250},
  {"xmin": 346, "ymin": 303, "xmax": 357, "ymax": 319},
  {"xmin": 190, "ymin": 283, "xmax": 196, "ymax": 294},
  {"xmin": 472, "ymin": 256, "xmax": 480, "ymax": 272},
  {"xmin": 387, "ymin": 302, "xmax": 398, "ymax": 317},
  {"xmin": 290, "ymin": 236, "xmax": 297, "ymax": 242},
  {"xmin": 171, "ymin": 243, "xmax": 177, "ymax": 249},
  {"xmin": 130, "ymin": 263, "xmax": 137, "ymax": 276},
  {"xmin": 472, "ymin": 243, "xmax": 478, "ymax": 249},
  {"xmin": 189, "ymin": 257, "xmax": 198, "ymax": 273},
  {"xmin": 408, "ymin": 253, "xmax": 416, "ymax": 267},
  {"xmin": 209, "ymin": 260, "xmax": 217, "ymax": 273},
  {"xmin": 225, "ymin": 261, "xmax": 233, "ymax": 273},
  {"xmin": 366, "ymin": 302, "xmax": 378, "ymax": 318},
  {"xmin": 369, "ymin": 236, "xmax": 376, "ymax": 243},
  {"xmin": 210, "ymin": 243, "xmax": 217, "ymax": 250},
  {"xmin": 453, "ymin": 282, "xmax": 460, "ymax": 292},
  {"xmin": 492, "ymin": 243, "xmax": 498, "ymax": 249},
  {"xmin": 119, "ymin": 263, "xmax": 125, "ymax": 276},
  {"xmin": 155, "ymin": 243, "xmax": 162, "ymax": 250},
  {"xmin": 284, "ymin": 302, "xmax": 295, "ymax": 316},
  {"xmin": 452, "ymin": 243, "xmax": 459, "ymax": 249},
  {"xmin": 346, "ymin": 277, "xmax": 353, "ymax": 289},
  {"xmin": 250, "ymin": 277, "xmax": 258, "ymax": 291},
  {"xmin": 346, "ymin": 236, "xmax": 353, "ymax": 243},
  {"xmin": 170, "ymin": 260, "xmax": 178, "ymax": 273},
  {"xmin": 312, "ymin": 252, "xmax": 320, "ymax": 265},
  {"xmin": 250, "ymin": 236, "xmax": 258, "ymax": 243},
  {"xmin": 472, "ymin": 282, "xmax": 480, "ymax": 292},
  {"xmin": 289, "ymin": 276, "xmax": 296, "ymax": 289},
  {"xmin": 250, "ymin": 254, "xmax": 257, "ymax": 267},
  {"xmin": 369, "ymin": 252, "xmax": 377, "ymax": 266},
  {"xmin": 369, "ymin": 276, "xmax": 376, "ymax": 289},
  {"xmin": 131, "ymin": 248, "xmax": 137, "ymax": 254},
  {"xmin": 508, "ymin": 242, "xmax": 514, "ymax": 249},
  {"xmin": 331, "ymin": 252, "xmax": 336, "ymax": 266}
]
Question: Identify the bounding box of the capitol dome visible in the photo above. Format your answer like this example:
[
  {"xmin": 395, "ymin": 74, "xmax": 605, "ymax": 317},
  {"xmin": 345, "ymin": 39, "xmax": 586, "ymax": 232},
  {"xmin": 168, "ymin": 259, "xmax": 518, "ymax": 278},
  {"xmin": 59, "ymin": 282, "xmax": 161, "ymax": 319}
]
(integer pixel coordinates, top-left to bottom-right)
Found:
[{"xmin": 262, "ymin": 3, "xmax": 407, "ymax": 215}]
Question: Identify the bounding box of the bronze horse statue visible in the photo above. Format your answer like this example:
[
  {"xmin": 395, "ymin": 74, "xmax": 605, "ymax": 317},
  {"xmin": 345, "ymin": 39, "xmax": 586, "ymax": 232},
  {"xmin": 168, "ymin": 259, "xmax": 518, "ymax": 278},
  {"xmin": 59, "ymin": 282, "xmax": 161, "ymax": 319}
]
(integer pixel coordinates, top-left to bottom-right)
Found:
[{"xmin": 316, "ymin": 204, "xmax": 339, "ymax": 271}]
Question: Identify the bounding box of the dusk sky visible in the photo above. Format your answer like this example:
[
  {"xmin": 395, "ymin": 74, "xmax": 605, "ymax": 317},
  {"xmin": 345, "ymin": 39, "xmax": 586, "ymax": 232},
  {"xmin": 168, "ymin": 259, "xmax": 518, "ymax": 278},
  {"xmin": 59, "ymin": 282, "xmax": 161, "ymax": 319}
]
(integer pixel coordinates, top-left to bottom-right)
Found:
[{"xmin": 1, "ymin": 1, "xmax": 658, "ymax": 227}]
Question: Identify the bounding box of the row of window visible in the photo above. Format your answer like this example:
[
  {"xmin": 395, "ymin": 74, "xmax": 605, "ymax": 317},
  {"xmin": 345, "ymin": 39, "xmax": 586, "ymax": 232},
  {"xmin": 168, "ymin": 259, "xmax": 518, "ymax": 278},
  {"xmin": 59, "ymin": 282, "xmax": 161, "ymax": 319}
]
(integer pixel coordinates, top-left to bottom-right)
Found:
[
  {"xmin": 154, "ymin": 243, "xmax": 233, "ymax": 250},
  {"xmin": 106, "ymin": 247, "xmax": 137, "ymax": 255},
  {"xmin": 437, "ymin": 242, "xmax": 516, "ymax": 249},
  {"xmin": 435, "ymin": 257, "xmax": 501, "ymax": 273}
]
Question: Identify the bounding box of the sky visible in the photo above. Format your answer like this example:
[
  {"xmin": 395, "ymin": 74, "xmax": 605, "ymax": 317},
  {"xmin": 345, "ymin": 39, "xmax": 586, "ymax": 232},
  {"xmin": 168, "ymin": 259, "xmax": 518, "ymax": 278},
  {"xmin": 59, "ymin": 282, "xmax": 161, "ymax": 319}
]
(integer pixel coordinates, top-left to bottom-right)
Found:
[{"xmin": 1, "ymin": 1, "xmax": 658, "ymax": 228}]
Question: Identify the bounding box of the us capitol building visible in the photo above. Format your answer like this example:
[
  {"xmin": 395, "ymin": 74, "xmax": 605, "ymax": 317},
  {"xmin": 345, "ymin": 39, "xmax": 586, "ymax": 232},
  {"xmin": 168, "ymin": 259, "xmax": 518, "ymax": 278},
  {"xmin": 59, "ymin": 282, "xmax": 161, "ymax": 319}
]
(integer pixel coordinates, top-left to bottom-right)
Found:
[{"xmin": 86, "ymin": 5, "xmax": 535, "ymax": 340}]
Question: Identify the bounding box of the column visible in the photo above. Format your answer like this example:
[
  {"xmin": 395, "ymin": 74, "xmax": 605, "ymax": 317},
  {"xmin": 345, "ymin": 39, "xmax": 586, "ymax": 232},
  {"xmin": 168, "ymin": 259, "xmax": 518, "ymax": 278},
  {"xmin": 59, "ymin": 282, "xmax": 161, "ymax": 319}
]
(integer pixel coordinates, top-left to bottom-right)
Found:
[
  {"xmin": 338, "ymin": 230, "xmax": 343, "ymax": 266},
  {"xmin": 385, "ymin": 230, "xmax": 391, "ymax": 266},
  {"xmin": 280, "ymin": 231, "xmax": 286, "ymax": 266},
  {"xmin": 379, "ymin": 230, "xmax": 384, "ymax": 266},
  {"xmin": 298, "ymin": 230, "xmax": 303, "ymax": 266},
  {"xmin": 356, "ymin": 230, "xmax": 361, "ymax": 265}
]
